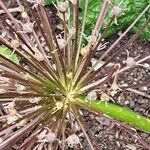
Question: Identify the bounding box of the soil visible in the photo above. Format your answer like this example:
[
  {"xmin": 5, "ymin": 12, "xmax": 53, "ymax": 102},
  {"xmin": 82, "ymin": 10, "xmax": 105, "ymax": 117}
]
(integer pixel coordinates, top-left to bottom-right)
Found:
[
  {"xmin": 82, "ymin": 35, "xmax": 150, "ymax": 150},
  {"xmin": 1, "ymin": 1, "xmax": 150, "ymax": 150}
]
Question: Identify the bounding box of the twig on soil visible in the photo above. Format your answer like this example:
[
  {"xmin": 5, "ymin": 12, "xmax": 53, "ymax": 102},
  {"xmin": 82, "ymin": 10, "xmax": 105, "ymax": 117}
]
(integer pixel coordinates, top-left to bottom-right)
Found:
[
  {"xmin": 82, "ymin": 105, "xmax": 150, "ymax": 149},
  {"xmin": 126, "ymin": 88, "xmax": 150, "ymax": 99},
  {"xmin": 117, "ymin": 124, "xmax": 150, "ymax": 150}
]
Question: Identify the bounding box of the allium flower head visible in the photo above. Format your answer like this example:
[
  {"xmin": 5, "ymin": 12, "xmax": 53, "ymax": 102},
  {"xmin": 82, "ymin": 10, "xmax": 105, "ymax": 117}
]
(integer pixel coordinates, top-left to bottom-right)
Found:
[{"xmin": 0, "ymin": 0, "xmax": 150, "ymax": 149}]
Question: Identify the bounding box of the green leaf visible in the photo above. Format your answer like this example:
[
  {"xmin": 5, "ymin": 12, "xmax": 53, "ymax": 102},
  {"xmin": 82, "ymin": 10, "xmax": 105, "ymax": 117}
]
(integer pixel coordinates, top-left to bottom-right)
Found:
[
  {"xmin": 44, "ymin": 0, "xmax": 56, "ymax": 5},
  {"xmin": 78, "ymin": 98, "xmax": 150, "ymax": 133},
  {"xmin": 0, "ymin": 46, "xmax": 20, "ymax": 64}
]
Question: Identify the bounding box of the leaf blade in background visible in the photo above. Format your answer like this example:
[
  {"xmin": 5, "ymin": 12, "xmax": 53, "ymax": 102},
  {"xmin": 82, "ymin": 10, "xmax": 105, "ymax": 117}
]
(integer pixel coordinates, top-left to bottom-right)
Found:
[{"xmin": 0, "ymin": 46, "xmax": 20, "ymax": 64}]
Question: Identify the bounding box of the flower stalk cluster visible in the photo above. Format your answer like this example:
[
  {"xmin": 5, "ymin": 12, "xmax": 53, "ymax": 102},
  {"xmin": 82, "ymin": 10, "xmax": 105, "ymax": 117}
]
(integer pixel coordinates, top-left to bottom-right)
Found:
[{"xmin": 0, "ymin": 0, "xmax": 150, "ymax": 149}]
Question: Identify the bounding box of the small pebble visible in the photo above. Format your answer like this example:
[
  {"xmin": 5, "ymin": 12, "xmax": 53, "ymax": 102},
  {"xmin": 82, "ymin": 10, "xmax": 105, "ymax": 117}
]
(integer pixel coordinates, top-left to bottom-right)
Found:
[
  {"xmin": 125, "ymin": 100, "xmax": 130, "ymax": 105},
  {"xmin": 144, "ymin": 63, "xmax": 150, "ymax": 68},
  {"xmin": 125, "ymin": 144, "xmax": 137, "ymax": 150},
  {"xmin": 95, "ymin": 116, "xmax": 111, "ymax": 126}
]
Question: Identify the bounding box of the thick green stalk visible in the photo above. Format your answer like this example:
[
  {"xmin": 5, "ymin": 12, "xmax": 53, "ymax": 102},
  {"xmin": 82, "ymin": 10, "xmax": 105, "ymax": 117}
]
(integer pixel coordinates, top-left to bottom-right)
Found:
[{"xmin": 77, "ymin": 98, "xmax": 150, "ymax": 133}]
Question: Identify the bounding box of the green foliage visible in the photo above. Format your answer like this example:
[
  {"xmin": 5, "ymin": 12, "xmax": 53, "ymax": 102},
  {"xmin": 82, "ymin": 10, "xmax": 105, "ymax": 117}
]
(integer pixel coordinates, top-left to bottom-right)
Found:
[
  {"xmin": 44, "ymin": 0, "xmax": 150, "ymax": 40},
  {"xmin": 44, "ymin": 0, "xmax": 51, "ymax": 5},
  {"xmin": 44, "ymin": 0, "xmax": 55, "ymax": 5},
  {"xmin": 0, "ymin": 46, "xmax": 20, "ymax": 64},
  {"xmin": 80, "ymin": 0, "xmax": 150, "ymax": 40}
]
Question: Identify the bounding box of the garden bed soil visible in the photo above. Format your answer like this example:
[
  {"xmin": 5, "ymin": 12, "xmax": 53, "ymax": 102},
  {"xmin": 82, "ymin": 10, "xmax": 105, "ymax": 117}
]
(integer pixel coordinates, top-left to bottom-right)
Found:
[{"xmin": 82, "ymin": 35, "xmax": 150, "ymax": 150}]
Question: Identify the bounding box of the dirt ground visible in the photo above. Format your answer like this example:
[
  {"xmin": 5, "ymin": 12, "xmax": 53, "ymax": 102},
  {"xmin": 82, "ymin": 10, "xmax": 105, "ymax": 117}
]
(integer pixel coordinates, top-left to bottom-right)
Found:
[{"xmin": 82, "ymin": 35, "xmax": 150, "ymax": 150}]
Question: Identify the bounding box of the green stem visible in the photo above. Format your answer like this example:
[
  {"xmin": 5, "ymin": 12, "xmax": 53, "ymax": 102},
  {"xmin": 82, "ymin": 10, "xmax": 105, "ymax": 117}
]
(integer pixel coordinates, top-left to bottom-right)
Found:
[
  {"xmin": 74, "ymin": 0, "xmax": 89, "ymax": 70},
  {"xmin": 77, "ymin": 97, "xmax": 150, "ymax": 133}
]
